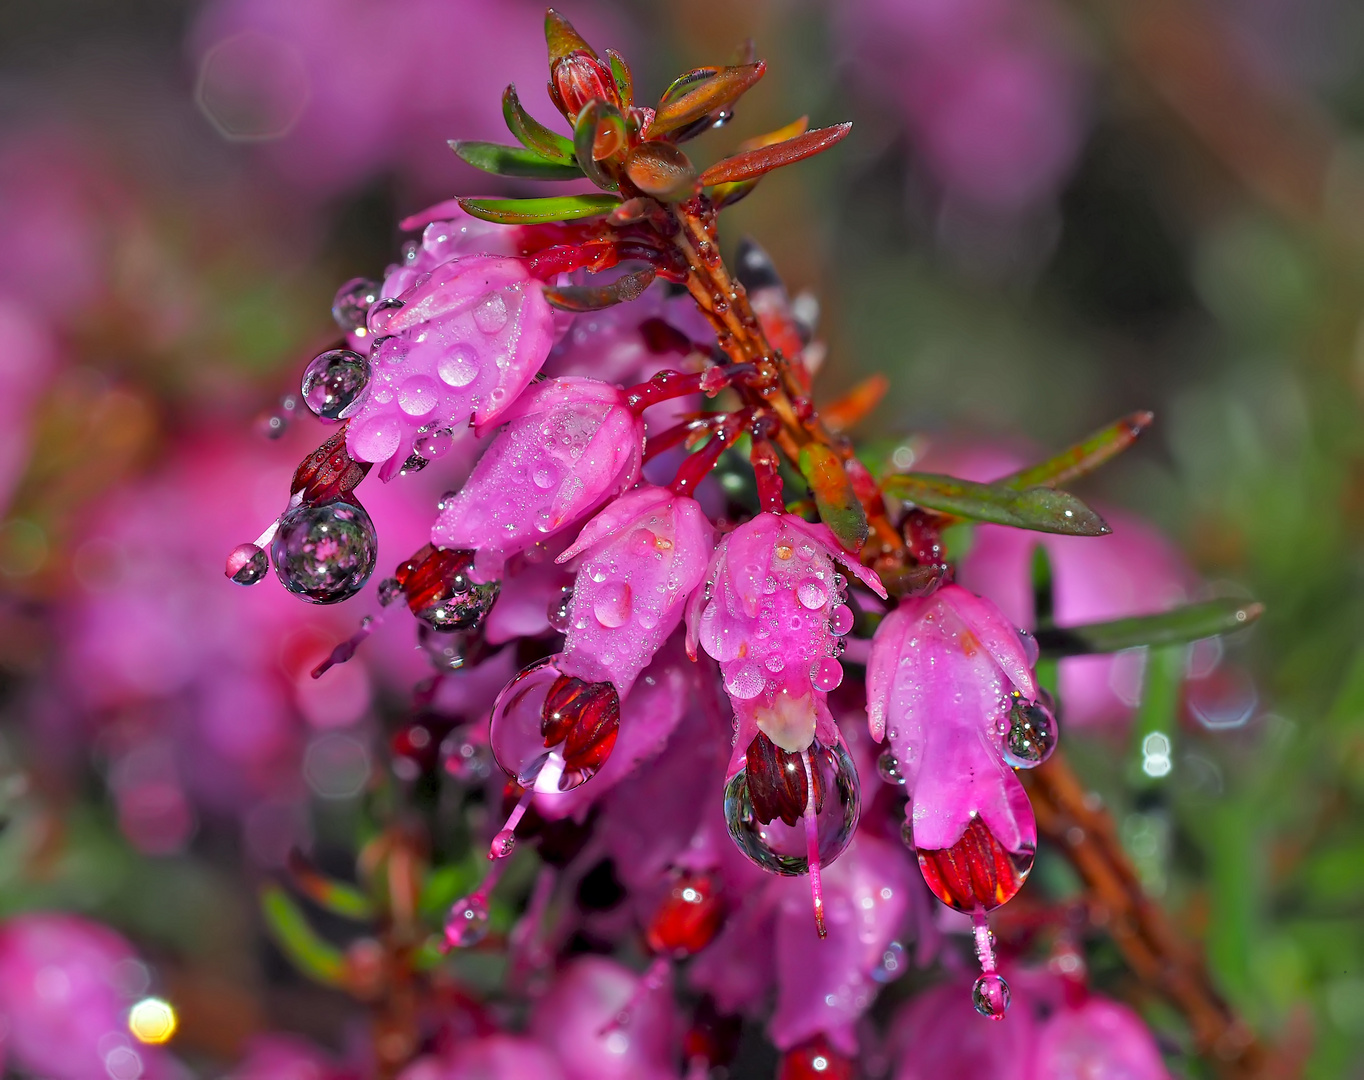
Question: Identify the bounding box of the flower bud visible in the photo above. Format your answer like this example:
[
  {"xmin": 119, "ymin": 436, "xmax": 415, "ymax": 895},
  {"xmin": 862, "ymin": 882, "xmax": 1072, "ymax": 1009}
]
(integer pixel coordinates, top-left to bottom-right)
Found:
[{"xmin": 552, "ymin": 51, "xmax": 620, "ymax": 119}]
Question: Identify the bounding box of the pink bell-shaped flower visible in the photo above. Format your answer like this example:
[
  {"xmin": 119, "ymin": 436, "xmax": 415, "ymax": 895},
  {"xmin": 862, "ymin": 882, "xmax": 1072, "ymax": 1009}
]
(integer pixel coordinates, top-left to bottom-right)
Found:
[
  {"xmin": 342, "ymin": 254, "xmax": 556, "ymax": 478},
  {"xmin": 398, "ymin": 1034, "xmax": 567, "ymax": 1080},
  {"xmin": 687, "ymin": 512, "xmax": 886, "ymax": 936},
  {"xmin": 432, "ymin": 377, "xmax": 644, "ymax": 581},
  {"xmin": 529, "ymin": 957, "xmax": 680, "ymax": 1080},
  {"xmin": 867, "ymin": 583, "xmax": 1056, "ymax": 1016},
  {"xmin": 1032, "ymin": 997, "xmax": 1172, "ymax": 1079},
  {"xmin": 484, "ymin": 490, "xmax": 711, "ymax": 854}
]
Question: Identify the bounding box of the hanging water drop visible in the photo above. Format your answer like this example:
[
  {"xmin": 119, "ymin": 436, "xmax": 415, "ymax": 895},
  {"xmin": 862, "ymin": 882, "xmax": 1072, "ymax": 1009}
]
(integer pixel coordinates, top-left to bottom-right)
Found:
[
  {"xmin": 331, "ymin": 277, "xmax": 381, "ymax": 333},
  {"xmin": 366, "ymin": 297, "xmax": 405, "ymax": 336},
  {"xmin": 301, "ymin": 349, "xmax": 370, "ymax": 420},
  {"xmin": 224, "ymin": 542, "xmax": 268, "ymax": 586},
  {"xmin": 723, "ymin": 736, "xmax": 860, "ymax": 877},
  {"xmin": 971, "ymin": 972, "xmax": 1010, "ymax": 1019},
  {"xmin": 876, "ymin": 748, "xmax": 905, "ymax": 786},
  {"xmin": 811, "ymin": 657, "xmax": 843, "ymax": 692},
  {"xmin": 271, "ymin": 500, "xmax": 377, "ymax": 604},
  {"xmin": 548, "ymin": 588, "xmax": 574, "ymax": 633},
  {"xmin": 1002, "ymin": 692, "xmax": 1058, "ymax": 768}
]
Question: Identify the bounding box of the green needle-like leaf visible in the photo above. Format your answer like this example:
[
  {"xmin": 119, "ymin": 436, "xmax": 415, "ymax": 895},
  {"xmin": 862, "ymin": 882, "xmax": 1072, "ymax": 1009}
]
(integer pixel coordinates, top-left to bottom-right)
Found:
[
  {"xmin": 450, "ymin": 141, "xmax": 584, "ymax": 180},
  {"xmin": 545, "ymin": 8, "xmax": 596, "ymax": 63},
  {"xmin": 605, "ymin": 49, "xmax": 633, "ymax": 107},
  {"xmin": 1000, "ymin": 411, "xmax": 1155, "ymax": 490},
  {"xmin": 259, "ymin": 884, "xmax": 347, "ymax": 988},
  {"xmin": 457, "ymin": 194, "xmax": 619, "ymax": 225},
  {"xmin": 286, "ymin": 850, "xmax": 375, "ymax": 921},
  {"xmin": 1034, "ymin": 598, "xmax": 1264, "ymax": 657},
  {"xmin": 649, "ymin": 63, "xmax": 766, "ymax": 139},
  {"xmin": 502, "ymin": 85, "xmax": 576, "ymax": 164},
  {"xmin": 700, "ymin": 122, "xmax": 852, "ymax": 186},
  {"xmin": 882, "ymin": 473, "xmax": 1110, "ymax": 536},
  {"xmin": 799, "ymin": 444, "xmax": 869, "ymax": 553},
  {"xmin": 573, "ymin": 101, "xmax": 624, "ymax": 190}
]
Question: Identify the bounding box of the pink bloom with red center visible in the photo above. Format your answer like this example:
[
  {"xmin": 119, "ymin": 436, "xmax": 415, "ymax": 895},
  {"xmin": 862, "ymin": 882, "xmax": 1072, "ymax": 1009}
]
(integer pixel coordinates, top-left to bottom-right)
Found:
[
  {"xmin": 432, "ymin": 377, "xmax": 644, "ymax": 581},
  {"xmin": 688, "ymin": 512, "xmax": 886, "ymax": 761},
  {"xmin": 344, "ymin": 255, "xmax": 556, "ymax": 479},
  {"xmin": 867, "ymin": 584, "xmax": 1049, "ymax": 914},
  {"xmin": 1033, "ymin": 997, "xmax": 1171, "ymax": 1079},
  {"xmin": 529, "ymin": 957, "xmax": 680, "ymax": 1080},
  {"xmin": 0, "ymin": 914, "xmax": 170, "ymax": 1080}
]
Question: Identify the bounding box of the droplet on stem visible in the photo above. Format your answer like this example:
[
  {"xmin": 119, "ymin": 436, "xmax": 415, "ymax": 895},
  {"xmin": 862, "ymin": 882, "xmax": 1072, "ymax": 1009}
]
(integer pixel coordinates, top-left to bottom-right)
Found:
[
  {"xmin": 271, "ymin": 499, "xmax": 377, "ymax": 604},
  {"xmin": 301, "ymin": 349, "xmax": 370, "ymax": 420},
  {"xmin": 225, "ymin": 542, "xmax": 268, "ymax": 586}
]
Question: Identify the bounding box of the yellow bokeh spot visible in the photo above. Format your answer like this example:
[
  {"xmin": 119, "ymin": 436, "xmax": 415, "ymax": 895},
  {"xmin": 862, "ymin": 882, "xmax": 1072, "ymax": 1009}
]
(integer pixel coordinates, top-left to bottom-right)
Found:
[{"xmin": 128, "ymin": 997, "xmax": 177, "ymax": 1045}]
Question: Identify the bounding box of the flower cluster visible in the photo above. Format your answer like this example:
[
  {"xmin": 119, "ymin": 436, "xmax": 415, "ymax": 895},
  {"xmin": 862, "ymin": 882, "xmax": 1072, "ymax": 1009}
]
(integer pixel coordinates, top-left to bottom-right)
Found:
[{"xmin": 219, "ymin": 11, "xmax": 1257, "ymax": 1078}]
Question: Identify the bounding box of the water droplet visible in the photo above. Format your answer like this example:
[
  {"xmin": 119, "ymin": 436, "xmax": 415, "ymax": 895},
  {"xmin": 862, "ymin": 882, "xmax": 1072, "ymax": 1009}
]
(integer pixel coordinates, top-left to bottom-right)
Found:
[
  {"xmin": 398, "ymin": 374, "xmax": 438, "ymax": 417},
  {"xmin": 331, "ymin": 277, "xmax": 381, "ymax": 333},
  {"xmin": 592, "ymin": 582, "xmax": 632, "ymax": 628},
  {"xmin": 351, "ymin": 415, "xmax": 402, "ymax": 463},
  {"xmin": 811, "ymin": 657, "xmax": 843, "ymax": 692},
  {"xmin": 271, "ymin": 500, "xmax": 377, "ymax": 604},
  {"xmin": 472, "ymin": 292, "xmax": 508, "ymax": 334},
  {"xmin": 532, "ymin": 464, "xmax": 559, "ymax": 490},
  {"xmin": 900, "ymin": 818, "xmax": 914, "ymax": 849},
  {"xmin": 444, "ymin": 893, "xmax": 490, "ymax": 948},
  {"xmin": 775, "ymin": 543, "xmax": 794, "ymax": 560},
  {"xmin": 1003, "ymin": 693, "xmax": 1058, "ymax": 768},
  {"xmin": 377, "ymin": 577, "xmax": 402, "ymax": 606},
  {"xmin": 414, "ymin": 427, "xmax": 455, "ymax": 460},
  {"xmin": 548, "ymin": 588, "xmax": 574, "ymax": 632},
  {"xmin": 971, "ymin": 973, "xmax": 1010, "ymax": 1019},
  {"xmin": 723, "ymin": 740, "xmax": 860, "ymax": 875},
  {"xmin": 490, "ymin": 829, "xmax": 517, "ymax": 859},
  {"xmin": 225, "ymin": 542, "xmax": 268, "ymax": 586},
  {"xmin": 1017, "ymin": 628, "xmax": 1040, "ymax": 666},
  {"xmin": 436, "ymin": 344, "xmax": 479, "ymax": 388},
  {"xmin": 725, "ymin": 661, "xmax": 766, "ymax": 700},
  {"xmin": 301, "ymin": 349, "xmax": 370, "ymax": 420},
  {"xmin": 876, "ymin": 749, "xmax": 905, "ymax": 786},
  {"xmin": 796, "ymin": 577, "xmax": 828, "ymax": 611},
  {"xmin": 829, "ymin": 604, "xmax": 854, "ymax": 636},
  {"xmin": 366, "ymin": 297, "xmax": 405, "ymax": 335}
]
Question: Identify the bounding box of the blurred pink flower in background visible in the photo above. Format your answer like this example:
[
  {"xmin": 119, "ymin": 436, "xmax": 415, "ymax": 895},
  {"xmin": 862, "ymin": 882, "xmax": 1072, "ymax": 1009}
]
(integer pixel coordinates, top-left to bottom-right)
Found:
[
  {"xmin": 840, "ymin": 0, "xmax": 1088, "ymax": 212},
  {"xmin": 188, "ymin": 0, "xmax": 626, "ymax": 200},
  {"xmin": 0, "ymin": 914, "xmax": 174, "ymax": 1080}
]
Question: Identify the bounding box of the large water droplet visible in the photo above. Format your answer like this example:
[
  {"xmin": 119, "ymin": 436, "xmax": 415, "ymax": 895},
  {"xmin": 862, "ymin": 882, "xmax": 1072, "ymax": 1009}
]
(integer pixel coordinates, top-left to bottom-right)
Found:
[
  {"xmin": 436, "ymin": 344, "xmax": 479, "ymax": 388},
  {"xmin": 592, "ymin": 582, "xmax": 632, "ymax": 628},
  {"xmin": 473, "ymin": 292, "xmax": 508, "ymax": 334},
  {"xmin": 723, "ymin": 740, "xmax": 860, "ymax": 876},
  {"xmin": 811, "ymin": 657, "xmax": 843, "ymax": 692},
  {"xmin": 876, "ymin": 748, "xmax": 905, "ymax": 786},
  {"xmin": 1002, "ymin": 692, "xmax": 1058, "ymax": 769},
  {"xmin": 725, "ymin": 661, "xmax": 766, "ymax": 700},
  {"xmin": 271, "ymin": 500, "xmax": 377, "ymax": 604},
  {"xmin": 366, "ymin": 297, "xmax": 404, "ymax": 335},
  {"xmin": 351, "ymin": 415, "xmax": 402, "ymax": 463},
  {"xmin": 398, "ymin": 374, "xmax": 438, "ymax": 417},
  {"xmin": 548, "ymin": 588, "xmax": 574, "ymax": 633},
  {"xmin": 225, "ymin": 542, "xmax": 268, "ymax": 586},
  {"xmin": 301, "ymin": 349, "xmax": 370, "ymax": 420},
  {"xmin": 444, "ymin": 893, "xmax": 490, "ymax": 948},
  {"xmin": 971, "ymin": 973, "xmax": 1010, "ymax": 1019},
  {"xmin": 795, "ymin": 578, "xmax": 828, "ymax": 611},
  {"xmin": 331, "ymin": 277, "xmax": 380, "ymax": 333},
  {"xmin": 828, "ymin": 604, "xmax": 854, "ymax": 636}
]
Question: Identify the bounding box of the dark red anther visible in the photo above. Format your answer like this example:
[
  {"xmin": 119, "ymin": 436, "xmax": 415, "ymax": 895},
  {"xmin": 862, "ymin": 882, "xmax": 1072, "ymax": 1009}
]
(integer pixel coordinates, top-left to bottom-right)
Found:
[
  {"xmin": 777, "ymin": 1036, "xmax": 856, "ymax": 1080},
  {"xmin": 645, "ymin": 871, "xmax": 726, "ymax": 958},
  {"xmin": 541, "ymin": 675, "xmax": 620, "ymax": 785},
  {"xmin": 291, "ymin": 426, "xmax": 371, "ymax": 506},
  {"xmin": 523, "ymin": 239, "xmax": 621, "ymax": 280},
  {"xmin": 395, "ymin": 545, "xmax": 470, "ymax": 613},
  {"xmin": 745, "ymin": 731, "xmax": 824, "ymax": 828},
  {"xmin": 552, "ymin": 50, "xmax": 619, "ymax": 118},
  {"xmin": 916, "ymin": 816, "xmax": 1035, "ymax": 913},
  {"xmin": 903, "ymin": 508, "xmax": 946, "ymax": 568}
]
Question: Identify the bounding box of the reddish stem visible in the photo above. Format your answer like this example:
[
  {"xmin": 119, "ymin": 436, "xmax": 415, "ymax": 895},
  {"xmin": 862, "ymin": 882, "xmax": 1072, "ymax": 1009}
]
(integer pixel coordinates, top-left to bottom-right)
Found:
[
  {"xmin": 669, "ymin": 414, "xmax": 744, "ymax": 497},
  {"xmin": 626, "ymin": 364, "xmax": 752, "ymax": 413},
  {"xmin": 750, "ymin": 426, "xmax": 785, "ymax": 513}
]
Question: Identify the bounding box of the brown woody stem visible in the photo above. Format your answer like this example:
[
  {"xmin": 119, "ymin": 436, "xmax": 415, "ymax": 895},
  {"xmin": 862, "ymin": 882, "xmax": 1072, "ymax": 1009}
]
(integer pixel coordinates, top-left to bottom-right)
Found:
[{"xmin": 1023, "ymin": 751, "xmax": 1277, "ymax": 1078}]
